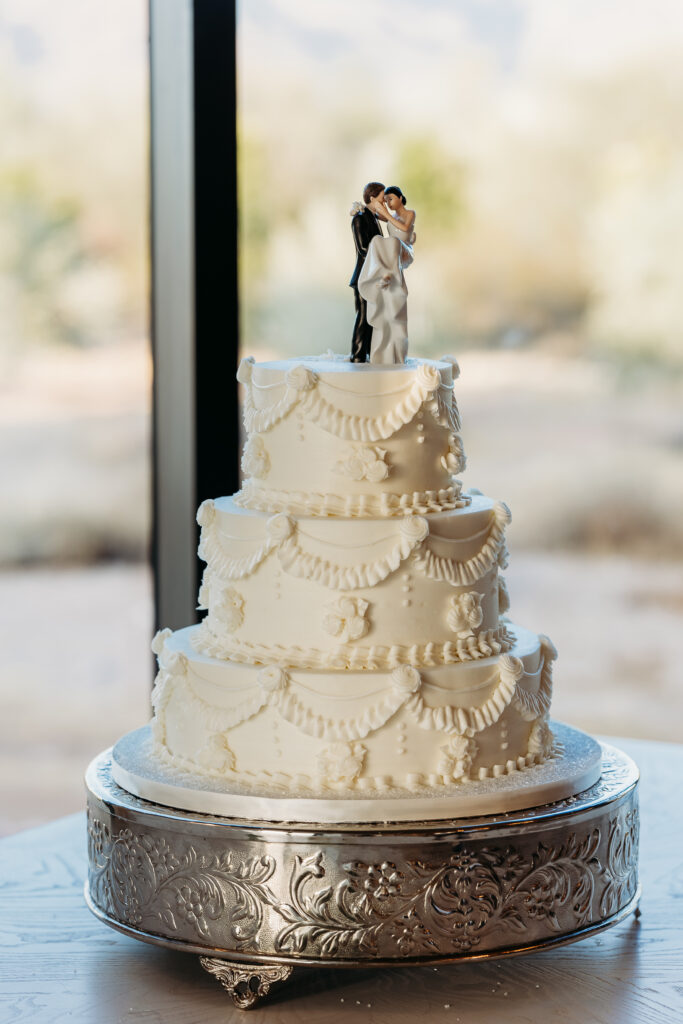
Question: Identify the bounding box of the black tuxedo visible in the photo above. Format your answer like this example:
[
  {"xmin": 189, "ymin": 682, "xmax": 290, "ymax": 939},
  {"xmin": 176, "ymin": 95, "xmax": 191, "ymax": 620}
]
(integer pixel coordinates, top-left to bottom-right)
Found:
[{"xmin": 350, "ymin": 208, "xmax": 382, "ymax": 362}]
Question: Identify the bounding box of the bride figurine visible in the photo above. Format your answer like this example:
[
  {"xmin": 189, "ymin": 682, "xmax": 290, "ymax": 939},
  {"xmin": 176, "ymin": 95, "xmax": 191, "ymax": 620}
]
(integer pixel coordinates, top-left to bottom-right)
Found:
[{"xmin": 358, "ymin": 186, "xmax": 416, "ymax": 365}]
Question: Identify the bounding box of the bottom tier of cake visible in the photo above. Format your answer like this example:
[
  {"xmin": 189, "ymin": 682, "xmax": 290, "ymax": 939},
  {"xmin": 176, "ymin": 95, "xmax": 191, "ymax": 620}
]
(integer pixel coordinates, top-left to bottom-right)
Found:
[
  {"xmin": 112, "ymin": 721, "xmax": 602, "ymax": 822},
  {"xmin": 150, "ymin": 622, "xmax": 567, "ymax": 801}
]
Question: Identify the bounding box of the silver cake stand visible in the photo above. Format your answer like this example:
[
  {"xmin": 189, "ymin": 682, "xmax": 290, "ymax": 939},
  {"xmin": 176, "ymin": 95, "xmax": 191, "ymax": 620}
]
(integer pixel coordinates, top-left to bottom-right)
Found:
[{"xmin": 85, "ymin": 741, "xmax": 639, "ymax": 1011}]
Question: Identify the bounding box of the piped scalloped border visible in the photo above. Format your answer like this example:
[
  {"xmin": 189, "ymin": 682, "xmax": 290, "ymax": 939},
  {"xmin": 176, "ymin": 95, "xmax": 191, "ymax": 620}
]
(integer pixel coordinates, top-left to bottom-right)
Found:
[
  {"xmin": 233, "ymin": 481, "xmax": 469, "ymax": 518},
  {"xmin": 192, "ymin": 622, "xmax": 516, "ymax": 670},
  {"xmin": 513, "ymin": 635, "xmax": 557, "ymax": 721},
  {"xmin": 276, "ymin": 516, "xmax": 429, "ymax": 590},
  {"xmin": 414, "ymin": 501, "xmax": 511, "ymax": 587},
  {"xmin": 243, "ymin": 362, "xmax": 449, "ymax": 441},
  {"xmin": 153, "ymin": 631, "xmax": 554, "ymax": 748},
  {"xmin": 198, "ymin": 501, "xmax": 506, "ymax": 592}
]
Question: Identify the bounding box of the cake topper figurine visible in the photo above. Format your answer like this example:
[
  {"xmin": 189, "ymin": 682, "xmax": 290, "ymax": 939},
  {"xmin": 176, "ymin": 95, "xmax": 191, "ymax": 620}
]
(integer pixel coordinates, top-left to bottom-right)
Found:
[{"xmin": 349, "ymin": 182, "xmax": 416, "ymax": 365}]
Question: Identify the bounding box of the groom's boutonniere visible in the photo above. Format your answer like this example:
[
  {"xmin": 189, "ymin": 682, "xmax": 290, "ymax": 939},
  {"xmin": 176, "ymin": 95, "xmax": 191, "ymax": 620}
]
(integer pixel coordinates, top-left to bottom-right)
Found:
[{"xmin": 349, "ymin": 200, "xmax": 365, "ymax": 216}]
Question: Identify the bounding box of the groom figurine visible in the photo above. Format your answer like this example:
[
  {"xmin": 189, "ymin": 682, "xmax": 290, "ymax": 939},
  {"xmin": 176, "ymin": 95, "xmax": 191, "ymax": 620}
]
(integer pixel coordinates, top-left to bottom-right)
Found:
[{"xmin": 350, "ymin": 181, "xmax": 385, "ymax": 362}]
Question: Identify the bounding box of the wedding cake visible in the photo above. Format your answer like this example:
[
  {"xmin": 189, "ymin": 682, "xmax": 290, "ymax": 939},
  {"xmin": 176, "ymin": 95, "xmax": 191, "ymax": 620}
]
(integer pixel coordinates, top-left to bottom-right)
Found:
[{"xmin": 120, "ymin": 353, "xmax": 601, "ymax": 823}]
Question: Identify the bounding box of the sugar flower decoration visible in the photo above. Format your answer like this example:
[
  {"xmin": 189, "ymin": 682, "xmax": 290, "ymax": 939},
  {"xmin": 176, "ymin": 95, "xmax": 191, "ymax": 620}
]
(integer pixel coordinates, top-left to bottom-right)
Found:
[
  {"xmin": 285, "ymin": 364, "xmax": 317, "ymax": 391},
  {"xmin": 317, "ymin": 741, "xmax": 366, "ymax": 784},
  {"xmin": 257, "ymin": 665, "xmax": 288, "ymax": 693},
  {"xmin": 215, "ymin": 587, "xmax": 244, "ymax": 632},
  {"xmin": 447, "ymin": 591, "xmax": 484, "ymax": 637},
  {"xmin": 335, "ymin": 446, "xmax": 390, "ymax": 483},
  {"xmin": 323, "ymin": 596, "xmax": 370, "ymax": 642},
  {"xmin": 391, "ymin": 665, "xmax": 421, "ymax": 695},
  {"xmin": 241, "ymin": 434, "xmax": 270, "ymax": 479},
  {"xmin": 438, "ymin": 735, "xmax": 478, "ymax": 780}
]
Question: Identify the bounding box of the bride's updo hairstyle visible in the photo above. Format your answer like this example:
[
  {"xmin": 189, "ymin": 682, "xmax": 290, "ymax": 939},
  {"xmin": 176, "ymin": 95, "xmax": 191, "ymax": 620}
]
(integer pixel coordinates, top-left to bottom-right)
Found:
[{"xmin": 385, "ymin": 186, "xmax": 406, "ymax": 205}]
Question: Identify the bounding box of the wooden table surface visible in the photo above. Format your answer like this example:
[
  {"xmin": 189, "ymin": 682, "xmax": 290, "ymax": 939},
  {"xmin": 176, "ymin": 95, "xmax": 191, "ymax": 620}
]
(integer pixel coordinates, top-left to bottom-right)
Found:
[{"xmin": 1, "ymin": 737, "xmax": 681, "ymax": 1024}]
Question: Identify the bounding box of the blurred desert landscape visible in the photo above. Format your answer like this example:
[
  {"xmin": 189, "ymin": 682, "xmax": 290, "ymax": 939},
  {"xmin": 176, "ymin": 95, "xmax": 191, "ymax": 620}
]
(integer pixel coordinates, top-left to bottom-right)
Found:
[{"xmin": 1, "ymin": 0, "xmax": 682, "ymax": 833}]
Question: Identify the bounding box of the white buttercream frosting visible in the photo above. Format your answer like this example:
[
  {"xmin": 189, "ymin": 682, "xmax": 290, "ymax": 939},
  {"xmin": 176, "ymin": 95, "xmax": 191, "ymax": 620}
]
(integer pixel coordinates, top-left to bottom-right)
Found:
[
  {"xmin": 146, "ymin": 354, "xmax": 565, "ymax": 807},
  {"xmin": 238, "ymin": 357, "xmax": 465, "ymax": 515}
]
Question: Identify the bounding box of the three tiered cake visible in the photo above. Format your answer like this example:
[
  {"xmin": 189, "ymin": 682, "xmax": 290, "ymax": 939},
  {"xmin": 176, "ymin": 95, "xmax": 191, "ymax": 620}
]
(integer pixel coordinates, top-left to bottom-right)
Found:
[{"xmin": 112, "ymin": 353, "xmax": 602, "ymax": 823}]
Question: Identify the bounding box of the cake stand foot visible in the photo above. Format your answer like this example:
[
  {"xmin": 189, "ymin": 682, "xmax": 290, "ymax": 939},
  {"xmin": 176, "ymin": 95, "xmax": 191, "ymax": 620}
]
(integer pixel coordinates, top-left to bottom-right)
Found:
[
  {"xmin": 199, "ymin": 956, "xmax": 294, "ymax": 1010},
  {"xmin": 634, "ymin": 904, "xmax": 642, "ymax": 920}
]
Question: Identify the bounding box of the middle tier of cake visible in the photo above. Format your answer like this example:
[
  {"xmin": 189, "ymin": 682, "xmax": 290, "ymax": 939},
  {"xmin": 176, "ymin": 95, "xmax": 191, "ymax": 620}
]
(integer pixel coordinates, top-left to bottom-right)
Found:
[{"xmin": 194, "ymin": 494, "xmax": 513, "ymax": 669}]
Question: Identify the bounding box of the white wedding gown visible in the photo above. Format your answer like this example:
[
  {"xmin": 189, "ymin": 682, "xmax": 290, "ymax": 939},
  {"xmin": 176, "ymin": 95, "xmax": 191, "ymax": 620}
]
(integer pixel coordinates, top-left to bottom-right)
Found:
[{"xmin": 358, "ymin": 215, "xmax": 415, "ymax": 364}]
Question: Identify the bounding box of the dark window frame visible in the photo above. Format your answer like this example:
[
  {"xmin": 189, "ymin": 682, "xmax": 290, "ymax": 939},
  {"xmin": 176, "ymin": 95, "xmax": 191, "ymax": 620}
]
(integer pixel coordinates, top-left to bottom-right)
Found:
[{"xmin": 149, "ymin": 0, "xmax": 239, "ymax": 634}]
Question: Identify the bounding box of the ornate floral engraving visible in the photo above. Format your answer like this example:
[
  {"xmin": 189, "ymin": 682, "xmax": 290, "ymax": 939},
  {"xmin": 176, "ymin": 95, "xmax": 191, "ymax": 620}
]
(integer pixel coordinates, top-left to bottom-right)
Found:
[
  {"xmin": 438, "ymin": 735, "xmax": 478, "ymax": 780},
  {"xmin": 240, "ymin": 434, "xmax": 271, "ymax": 479},
  {"xmin": 86, "ymin": 747, "xmax": 639, "ymax": 962},
  {"xmin": 335, "ymin": 445, "xmax": 390, "ymax": 482},
  {"xmin": 446, "ymin": 591, "xmax": 484, "ymax": 637},
  {"xmin": 322, "ymin": 597, "xmax": 370, "ymax": 641},
  {"xmin": 87, "ymin": 810, "xmax": 278, "ymax": 948},
  {"xmin": 599, "ymin": 807, "xmax": 640, "ymax": 917},
  {"xmin": 199, "ymin": 957, "xmax": 293, "ymax": 1010},
  {"xmin": 272, "ymin": 831, "xmax": 603, "ymax": 957},
  {"xmin": 316, "ymin": 742, "xmax": 366, "ymax": 784}
]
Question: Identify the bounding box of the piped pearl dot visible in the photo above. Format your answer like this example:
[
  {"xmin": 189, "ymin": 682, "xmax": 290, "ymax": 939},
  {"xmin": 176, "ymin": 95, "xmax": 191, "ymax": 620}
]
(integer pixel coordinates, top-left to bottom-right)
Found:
[
  {"xmin": 417, "ymin": 436, "xmax": 425, "ymax": 444},
  {"xmin": 402, "ymin": 599, "xmax": 411, "ymax": 607},
  {"xmin": 417, "ymin": 423, "xmax": 424, "ymax": 432}
]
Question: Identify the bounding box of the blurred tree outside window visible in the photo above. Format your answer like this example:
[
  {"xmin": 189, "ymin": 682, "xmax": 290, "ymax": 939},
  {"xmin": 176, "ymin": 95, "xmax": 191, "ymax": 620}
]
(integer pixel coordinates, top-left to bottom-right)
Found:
[{"xmin": 0, "ymin": 0, "xmax": 151, "ymax": 835}]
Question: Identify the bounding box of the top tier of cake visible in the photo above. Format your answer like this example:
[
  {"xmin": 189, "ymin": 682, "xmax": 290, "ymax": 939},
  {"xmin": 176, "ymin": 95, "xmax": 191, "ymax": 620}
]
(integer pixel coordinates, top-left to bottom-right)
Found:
[{"xmin": 235, "ymin": 355, "xmax": 468, "ymax": 517}]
